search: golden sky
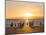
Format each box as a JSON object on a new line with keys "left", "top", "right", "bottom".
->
{"left": 6, "top": 1, "right": 44, "bottom": 19}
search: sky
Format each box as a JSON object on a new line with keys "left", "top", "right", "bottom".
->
{"left": 6, "top": 1, "right": 44, "bottom": 19}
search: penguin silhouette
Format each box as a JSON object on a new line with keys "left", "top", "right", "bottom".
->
{"left": 11, "top": 22, "right": 13, "bottom": 27}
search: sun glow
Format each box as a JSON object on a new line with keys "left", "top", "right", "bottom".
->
{"left": 23, "top": 12, "right": 32, "bottom": 18}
